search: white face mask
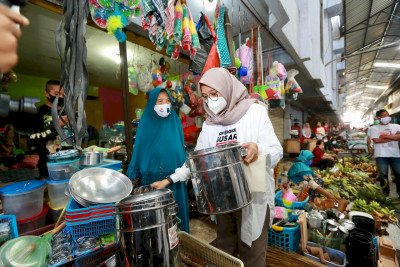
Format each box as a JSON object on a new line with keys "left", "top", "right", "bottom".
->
{"left": 380, "top": 116, "right": 391, "bottom": 125}
{"left": 154, "top": 104, "right": 171, "bottom": 117}
{"left": 207, "top": 97, "right": 227, "bottom": 115}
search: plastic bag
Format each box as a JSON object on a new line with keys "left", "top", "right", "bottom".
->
{"left": 137, "top": 63, "right": 152, "bottom": 93}
{"left": 285, "top": 69, "right": 302, "bottom": 100}
{"left": 236, "top": 44, "right": 253, "bottom": 84}
{"left": 189, "top": 14, "right": 214, "bottom": 74}
{"left": 0, "top": 235, "right": 52, "bottom": 267}
{"left": 128, "top": 66, "right": 139, "bottom": 95}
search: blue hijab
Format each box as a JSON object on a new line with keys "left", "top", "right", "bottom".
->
{"left": 288, "top": 150, "right": 314, "bottom": 184}
{"left": 127, "top": 87, "right": 190, "bottom": 232}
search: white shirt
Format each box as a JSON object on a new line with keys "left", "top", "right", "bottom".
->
{"left": 368, "top": 123, "right": 400, "bottom": 158}
{"left": 315, "top": 127, "right": 325, "bottom": 140}
{"left": 171, "top": 103, "right": 283, "bottom": 246}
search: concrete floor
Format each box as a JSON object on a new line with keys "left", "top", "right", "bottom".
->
{"left": 189, "top": 215, "right": 217, "bottom": 244}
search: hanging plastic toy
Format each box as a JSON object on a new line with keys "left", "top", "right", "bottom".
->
{"left": 128, "top": 66, "right": 139, "bottom": 95}
{"left": 285, "top": 69, "right": 302, "bottom": 100}
{"left": 106, "top": 3, "right": 128, "bottom": 42}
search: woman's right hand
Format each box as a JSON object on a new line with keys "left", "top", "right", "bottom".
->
{"left": 151, "top": 179, "right": 170, "bottom": 189}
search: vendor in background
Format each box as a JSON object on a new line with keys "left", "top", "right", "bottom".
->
{"left": 314, "top": 122, "right": 326, "bottom": 140}
{"left": 323, "top": 122, "right": 330, "bottom": 135}
{"left": 29, "top": 80, "right": 68, "bottom": 177}
{"left": 301, "top": 122, "right": 313, "bottom": 141}
{"left": 312, "top": 140, "right": 336, "bottom": 170}
{"left": 290, "top": 121, "right": 302, "bottom": 139}
{"left": 368, "top": 109, "right": 400, "bottom": 197}
{"left": 152, "top": 68, "right": 283, "bottom": 267}
{"left": 288, "top": 150, "right": 337, "bottom": 201}
{"left": 127, "top": 87, "right": 190, "bottom": 232}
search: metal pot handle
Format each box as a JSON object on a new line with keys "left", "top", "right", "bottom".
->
{"left": 133, "top": 185, "right": 153, "bottom": 195}
{"left": 168, "top": 204, "right": 179, "bottom": 216}
{"left": 239, "top": 146, "right": 248, "bottom": 157}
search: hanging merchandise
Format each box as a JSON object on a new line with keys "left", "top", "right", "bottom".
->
{"left": 201, "top": 13, "right": 220, "bottom": 74}
{"left": 89, "top": 0, "right": 141, "bottom": 42}
{"left": 128, "top": 66, "right": 139, "bottom": 95}
{"left": 253, "top": 27, "right": 267, "bottom": 99}
{"left": 236, "top": 44, "right": 252, "bottom": 83}
{"left": 137, "top": 63, "right": 153, "bottom": 93}
{"left": 223, "top": 5, "right": 236, "bottom": 74}
{"left": 183, "top": 75, "right": 205, "bottom": 117}
{"left": 143, "top": 0, "right": 199, "bottom": 59}
{"left": 54, "top": 0, "right": 90, "bottom": 149}
{"left": 188, "top": 13, "right": 214, "bottom": 74}
{"left": 286, "top": 69, "right": 303, "bottom": 100}
{"left": 215, "top": 3, "right": 232, "bottom": 68}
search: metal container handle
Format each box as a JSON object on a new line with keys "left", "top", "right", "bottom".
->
{"left": 239, "top": 146, "right": 248, "bottom": 157}
{"left": 168, "top": 204, "right": 179, "bottom": 216}
{"left": 133, "top": 185, "right": 153, "bottom": 195}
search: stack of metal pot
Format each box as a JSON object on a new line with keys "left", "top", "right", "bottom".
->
{"left": 187, "top": 143, "right": 252, "bottom": 214}
{"left": 115, "top": 188, "right": 180, "bottom": 266}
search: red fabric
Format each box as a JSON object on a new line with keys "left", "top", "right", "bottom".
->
{"left": 312, "top": 147, "right": 324, "bottom": 166}
{"left": 291, "top": 125, "right": 302, "bottom": 138}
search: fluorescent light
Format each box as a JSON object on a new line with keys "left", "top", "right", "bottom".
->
{"left": 365, "top": 84, "right": 388, "bottom": 90}
{"left": 346, "top": 91, "right": 363, "bottom": 99}
{"left": 362, "top": 96, "right": 376, "bottom": 100}
{"left": 103, "top": 46, "right": 133, "bottom": 64}
{"left": 374, "top": 62, "right": 400, "bottom": 68}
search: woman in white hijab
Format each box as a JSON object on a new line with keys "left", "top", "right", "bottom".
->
{"left": 152, "top": 68, "right": 283, "bottom": 267}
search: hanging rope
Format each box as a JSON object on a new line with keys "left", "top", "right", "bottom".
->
{"left": 54, "top": 0, "right": 89, "bottom": 150}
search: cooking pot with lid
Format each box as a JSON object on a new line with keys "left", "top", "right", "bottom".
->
{"left": 187, "top": 143, "right": 252, "bottom": 214}
{"left": 115, "top": 188, "right": 180, "bottom": 266}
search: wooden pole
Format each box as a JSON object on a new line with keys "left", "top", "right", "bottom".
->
{"left": 119, "top": 41, "right": 133, "bottom": 163}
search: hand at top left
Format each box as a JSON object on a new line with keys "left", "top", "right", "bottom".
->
{"left": 0, "top": 5, "right": 29, "bottom": 73}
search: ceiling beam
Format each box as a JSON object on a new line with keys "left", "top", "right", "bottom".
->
{"left": 29, "top": 0, "right": 190, "bottom": 64}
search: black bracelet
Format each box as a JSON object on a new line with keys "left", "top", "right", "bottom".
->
{"left": 166, "top": 176, "right": 173, "bottom": 185}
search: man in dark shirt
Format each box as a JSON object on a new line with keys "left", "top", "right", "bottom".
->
{"left": 29, "top": 80, "right": 67, "bottom": 177}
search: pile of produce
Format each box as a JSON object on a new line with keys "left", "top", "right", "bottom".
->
{"left": 341, "top": 157, "right": 377, "bottom": 176}
{"left": 316, "top": 167, "right": 374, "bottom": 200}
{"left": 351, "top": 199, "right": 397, "bottom": 224}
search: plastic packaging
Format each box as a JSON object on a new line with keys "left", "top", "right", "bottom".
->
{"left": 0, "top": 235, "right": 51, "bottom": 267}
{"left": 47, "top": 158, "right": 80, "bottom": 180}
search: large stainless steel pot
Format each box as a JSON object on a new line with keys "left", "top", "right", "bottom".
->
{"left": 187, "top": 143, "right": 252, "bottom": 214}
{"left": 115, "top": 189, "right": 180, "bottom": 266}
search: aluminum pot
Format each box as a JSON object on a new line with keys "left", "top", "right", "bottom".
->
{"left": 115, "top": 189, "right": 180, "bottom": 266}
{"left": 81, "top": 151, "right": 104, "bottom": 166}
{"left": 187, "top": 143, "right": 252, "bottom": 214}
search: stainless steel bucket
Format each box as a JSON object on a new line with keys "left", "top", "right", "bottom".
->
{"left": 187, "top": 143, "right": 252, "bottom": 214}
{"left": 115, "top": 189, "right": 180, "bottom": 266}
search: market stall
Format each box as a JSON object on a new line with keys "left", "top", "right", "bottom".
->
{"left": 270, "top": 157, "right": 399, "bottom": 267}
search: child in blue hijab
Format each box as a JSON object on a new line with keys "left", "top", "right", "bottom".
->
{"left": 288, "top": 150, "right": 336, "bottom": 201}
{"left": 127, "top": 87, "right": 190, "bottom": 232}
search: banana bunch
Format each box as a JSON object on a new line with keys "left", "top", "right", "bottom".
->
{"left": 352, "top": 199, "right": 397, "bottom": 223}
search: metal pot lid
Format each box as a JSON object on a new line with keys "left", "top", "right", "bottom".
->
{"left": 48, "top": 149, "right": 79, "bottom": 161}
{"left": 117, "top": 189, "right": 174, "bottom": 210}
{"left": 69, "top": 168, "right": 132, "bottom": 204}
{"left": 188, "top": 142, "right": 241, "bottom": 158}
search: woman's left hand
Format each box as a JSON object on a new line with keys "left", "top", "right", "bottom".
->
{"left": 151, "top": 179, "right": 170, "bottom": 189}
{"left": 242, "top": 142, "right": 258, "bottom": 164}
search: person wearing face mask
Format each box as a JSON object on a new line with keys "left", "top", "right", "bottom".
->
{"left": 287, "top": 150, "right": 337, "bottom": 201}
{"left": 368, "top": 109, "right": 400, "bottom": 196}
{"left": 126, "top": 87, "right": 190, "bottom": 232}
{"left": 28, "top": 80, "right": 69, "bottom": 177}
{"left": 151, "top": 68, "right": 283, "bottom": 267}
